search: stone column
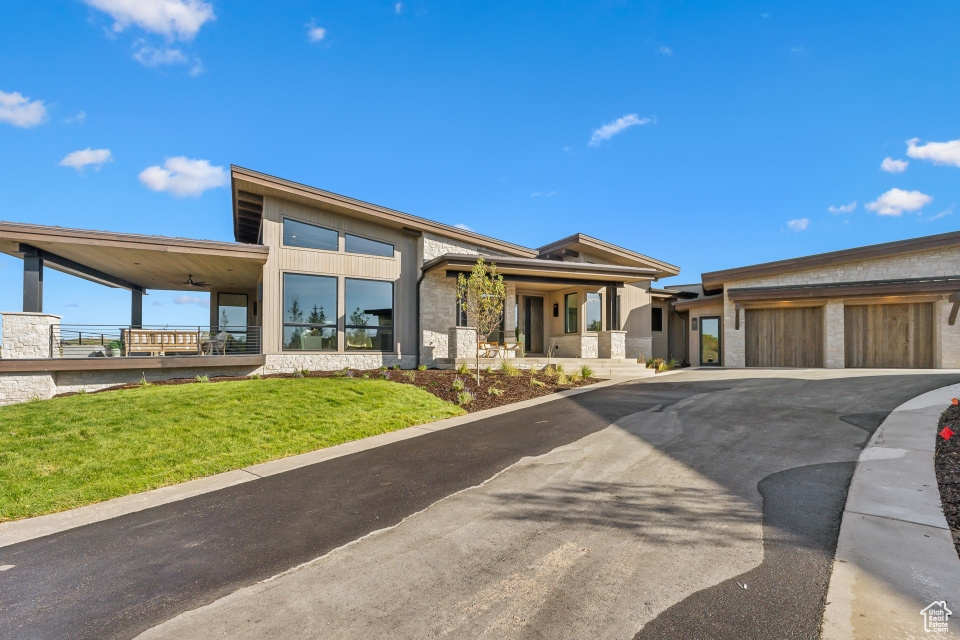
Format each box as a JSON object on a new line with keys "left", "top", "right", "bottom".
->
{"left": 0, "top": 312, "right": 61, "bottom": 359}
{"left": 823, "top": 301, "right": 845, "bottom": 368}
{"left": 723, "top": 295, "right": 745, "bottom": 367}
{"left": 598, "top": 330, "right": 626, "bottom": 359}
{"left": 447, "top": 327, "right": 478, "bottom": 360}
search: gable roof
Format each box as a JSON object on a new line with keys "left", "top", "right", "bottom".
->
{"left": 536, "top": 233, "right": 680, "bottom": 279}
{"left": 702, "top": 229, "right": 960, "bottom": 293}
{"left": 231, "top": 166, "right": 538, "bottom": 258}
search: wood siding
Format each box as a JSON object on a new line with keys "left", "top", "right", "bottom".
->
{"left": 745, "top": 307, "right": 824, "bottom": 367}
{"left": 843, "top": 302, "right": 934, "bottom": 368}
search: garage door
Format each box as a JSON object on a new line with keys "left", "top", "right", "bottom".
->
{"left": 844, "top": 303, "right": 934, "bottom": 368}
{"left": 745, "top": 307, "right": 824, "bottom": 367}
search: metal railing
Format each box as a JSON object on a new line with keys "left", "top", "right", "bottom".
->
{"left": 51, "top": 325, "right": 262, "bottom": 359}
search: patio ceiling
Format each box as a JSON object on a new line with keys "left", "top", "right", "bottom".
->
{"left": 0, "top": 222, "right": 268, "bottom": 292}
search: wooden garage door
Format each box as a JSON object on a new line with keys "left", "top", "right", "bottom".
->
{"left": 844, "top": 303, "right": 934, "bottom": 368}
{"left": 745, "top": 307, "right": 824, "bottom": 367}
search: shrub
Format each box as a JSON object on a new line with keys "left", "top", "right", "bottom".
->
{"left": 651, "top": 358, "right": 665, "bottom": 373}
{"left": 452, "top": 377, "right": 466, "bottom": 392}
{"left": 392, "top": 364, "right": 402, "bottom": 371}
{"left": 138, "top": 373, "right": 150, "bottom": 388}
{"left": 483, "top": 365, "right": 493, "bottom": 374}
{"left": 250, "top": 373, "right": 262, "bottom": 380}
{"left": 195, "top": 375, "right": 210, "bottom": 383}
{"left": 500, "top": 361, "right": 520, "bottom": 377}
{"left": 456, "top": 391, "right": 474, "bottom": 406}
{"left": 378, "top": 365, "right": 388, "bottom": 373}
{"left": 487, "top": 386, "right": 504, "bottom": 397}
{"left": 403, "top": 370, "right": 416, "bottom": 381}
{"left": 293, "top": 369, "right": 305, "bottom": 379}
{"left": 569, "top": 372, "right": 581, "bottom": 383}
{"left": 556, "top": 370, "right": 569, "bottom": 386}
{"left": 530, "top": 374, "right": 545, "bottom": 387}
{"left": 456, "top": 362, "right": 470, "bottom": 375}
{"left": 379, "top": 370, "right": 391, "bottom": 380}
{"left": 361, "top": 373, "right": 370, "bottom": 379}
{"left": 579, "top": 365, "right": 594, "bottom": 379}
{"left": 417, "top": 364, "right": 427, "bottom": 371}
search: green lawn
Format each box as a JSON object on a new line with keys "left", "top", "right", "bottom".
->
{"left": 0, "top": 378, "right": 463, "bottom": 522}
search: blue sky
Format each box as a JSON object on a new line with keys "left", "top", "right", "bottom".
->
{"left": 2, "top": 0, "right": 959, "bottom": 326}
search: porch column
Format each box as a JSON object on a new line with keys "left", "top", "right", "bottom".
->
{"left": 22, "top": 247, "right": 43, "bottom": 313}
{"left": 605, "top": 285, "right": 619, "bottom": 330}
{"left": 131, "top": 290, "right": 144, "bottom": 329}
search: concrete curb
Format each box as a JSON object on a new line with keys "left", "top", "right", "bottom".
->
{"left": 0, "top": 374, "right": 652, "bottom": 549}
{"left": 822, "top": 383, "right": 960, "bottom": 640}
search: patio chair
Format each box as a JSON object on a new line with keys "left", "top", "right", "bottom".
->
{"left": 202, "top": 331, "right": 228, "bottom": 355}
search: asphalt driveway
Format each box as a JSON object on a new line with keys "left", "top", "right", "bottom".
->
{"left": 1, "top": 369, "right": 957, "bottom": 639}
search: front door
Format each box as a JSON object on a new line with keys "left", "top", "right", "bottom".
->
{"left": 699, "top": 316, "right": 721, "bottom": 366}
{"left": 523, "top": 296, "right": 544, "bottom": 354}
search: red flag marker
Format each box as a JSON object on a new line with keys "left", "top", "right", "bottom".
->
{"left": 940, "top": 426, "right": 955, "bottom": 440}
{"left": 952, "top": 398, "right": 959, "bottom": 405}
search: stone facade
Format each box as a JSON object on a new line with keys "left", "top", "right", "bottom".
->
{"left": 552, "top": 334, "right": 599, "bottom": 358}
{"left": 1, "top": 312, "right": 60, "bottom": 359}
{"left": 823, "top": 301, "right": 844, "bottom": 368}
{"left": 259, "top": 353, "right": 414, "bottom": 375}
{"left": 598, "top": 331, "right": 626, "bottom": 359}
{"left": 420, "top": 270, "right": 457, "bottom": 366}
{"left": 422, "top": 232, "right": 505, "bottom": 262}
{"left": 0, "top": 372, "right": 57, "bottom": 405}
{"left": 447, "top": 327, "right": 478, "bottom": 359}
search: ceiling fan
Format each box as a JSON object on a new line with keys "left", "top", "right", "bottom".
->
{"left": 171, "top": 274, "right": 210, "bottom": 288}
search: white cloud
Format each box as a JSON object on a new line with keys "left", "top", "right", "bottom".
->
{"left": 65, "top": 110, "right": 87, "bottom": 124}
{"left": 929, "top": 206, "right": 954, "bottom": 221}
{"left": 133, "top": 44, "right": 188, "bottom": 67}
{"left": 395, "top": 2, "right": 403, "bottom": 14}
{"left": 306, "top": 22, "right": 326, "bottom": 42}
{"left": 828, "top": 201, "right": 856, "bottom": 214}
{"left": 83, "top": 0, "right": 215, "bottom": 40}
{"left": 0, "top": 90, "right": 47, "bottom": 128}
{"left": 787, "top": 218, "right": 810, "bottom": 231}
{"left": 453, "top": 223, "right": 473, "bottom": 231}
{"left": 173, "top": 295, "right": 208, "bottom": 306}
{"left": 59, "top": 148, "right": 113, "bottom": 171}
{"left": 139, "top": 157, "right": 227, "bottom": 197}
{"left": 656, "top": 45, "right": 673, "bottom": 56}
{"left": 588, "top": 113, "right": 652, "bottom": 147}
{"left": 880, "top": 157, "right": 908, "bottom": 173}
{"left": 906, "top": 137, "right": 960, "bottom": 168}
{"left": 865, "top": 188, "right": 932, "bottom": 216}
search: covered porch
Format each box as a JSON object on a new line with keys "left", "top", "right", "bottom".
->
{"left": 422, "top": 253, "right": 658, "bottom": 364}
{"left": 0, "top": 222, "right": 269, "bottom": 362}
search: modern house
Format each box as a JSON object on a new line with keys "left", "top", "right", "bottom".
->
{"left": 2, "top": 164, "right": 959, "bottom": 407}
{"left": 0, "top": 166, "right": 679, "bottom": 405}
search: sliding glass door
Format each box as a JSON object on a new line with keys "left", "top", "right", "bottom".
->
{"left": 699, "top": 316, "right": 721, "bottom": 366}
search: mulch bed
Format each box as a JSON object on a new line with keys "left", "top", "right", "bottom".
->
{"left": 935, "top": 404, "right": 960, "bottom": 558}
{"left": 53, "top": 366, "right": 598, "bottom": 413}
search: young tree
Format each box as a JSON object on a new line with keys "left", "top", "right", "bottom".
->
{"left": 456, "top": 256, "right": 506, "bottom": 382}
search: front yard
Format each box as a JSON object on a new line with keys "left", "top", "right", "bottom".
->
{"left": 0, "top": 377, "right": 462, "bottom": 522}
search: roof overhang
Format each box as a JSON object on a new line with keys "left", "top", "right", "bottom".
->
{"left": 231, "top": 166, "right": 538, "bottom": 258}
{"left": 0, "top": 221, "right": 269, "bottom": 291}
{"left": 701, "top": 230, "right": 960, "bottom": 294}
{"left": 725, "top": 276, "right": 960, "bottom": 303}
{"left": 673, "top": 294, "right": 724, "bottom": 311}
{"left": 423, "top": 253, "right": 657, "bottom": 286}
{"left": 536, "top": 233, "right": 680, "bottom": 279}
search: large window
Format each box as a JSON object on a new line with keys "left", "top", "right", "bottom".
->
{"left": 283, "top": 273, "right": 337, "bottom": 351}
{"left": 585, "top": 292, "right": 602, "bottom": 332}
{"left": 345, "top": 278, "right": 394, "bottom": 351}
{"left": 217, "top": 293, "right": 248, "bottom": 353}
{"left": 283, "top": 218, "right": 338, "bottom": 251}
{"left": 345, "top": 233, "right": 393, "bottom": 258}
{"left": 652, "top": 307, "right": 664, "bottom": 332}
{"left": 564, "top": 292, "right": 579, "bottom": 333}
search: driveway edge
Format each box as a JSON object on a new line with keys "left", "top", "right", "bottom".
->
{"left": 821, "top": 383, "right": 960, "bottom": 640}
{"left": 0, "top": 375, "right": 646, "bottom": 548}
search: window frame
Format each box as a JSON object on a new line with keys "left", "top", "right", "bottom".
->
{"left": 344, "top": 277, "right": 396, "bottom": 352}
{"left": 652, "top": 306, "right": 664, "bottom": 332}
{"left": 564, "top": 292, "right": 579, "bottom": 334}
{"left": 344, "top": 232, "right": 394, "bottom": 258}
{"left": 281, "top": 217, "right": 340, "bottom": 252}
{"left": 585, "top": 292, "right": 603, "bottom": 333}
{"left": 281, "top": 272, "right": 338, "bottom": 352}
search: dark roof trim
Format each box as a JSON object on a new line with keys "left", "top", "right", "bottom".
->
{"left": 231, "top": 166, "right": 537, "bottom": 257}
{"left": 673, "top": 294, "right": 724, "bottom": 311}
{"left": 535, "top": 232, "right": 680, "bottom": 277}
{"left": 423, "top": 253, "right": 657, "bottom": 278}
{"left": 725, "top": 276, "right": 960, "bottom": 302}
{"left": 702, "top": 230, "right": 960, "bottom": 292}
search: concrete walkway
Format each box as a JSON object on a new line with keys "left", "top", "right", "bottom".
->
{"left": 822, "top": 383, "right": 960, "bottom": 640}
